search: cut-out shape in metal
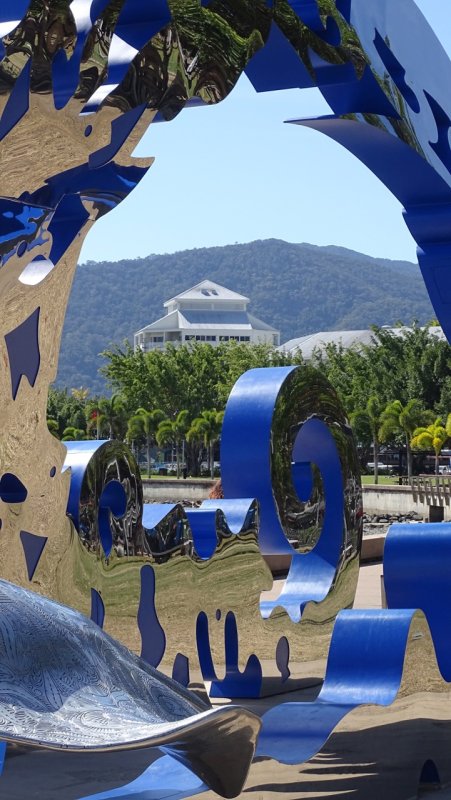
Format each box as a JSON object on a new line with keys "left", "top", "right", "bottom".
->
{"left": 138, "top": 564, "right": 166, "bottom": 668}
{"left": 172, "top": 654, "right": 190, "bottom": 689}
{"left": 19, "top": 530, "right": 47, "bottom": 581}
{"left": 197, "top": 610, "right": 263, "bottom": 699}
{"left": 0, "top": 473, "right": 27, "bottom": 503}
{"left": 5, "top": 307, "right": 40, "bottom": 400}
{"left": 90, "top": 588, "right": 105, "bottom": 629}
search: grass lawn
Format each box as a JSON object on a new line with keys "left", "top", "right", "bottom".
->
{"left": 361, "top": 475, "right": 399, "bottom": 485}
{"left": 139, "top": 472, "right": 215, "bottom": 481}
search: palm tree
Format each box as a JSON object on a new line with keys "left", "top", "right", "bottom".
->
{"left": 351, "top": 395, "right": 384, "bottom": 484}
{"left": 127, "top": 408, "right": 165, "bottom": 476}
{"left": 47, "top": 418, "right": 59, "bottom": 438}
{"left": 88, "top": 395, "right": 126, "bottom": 440}
{"left": 379, "top": 399, "right": 431, "bottom": 482}
{"left": 71, "top": 387, "right": 90, "bottom": 403}
{"left": 187, "top": 410, "right": 224, "bottom": 479}
{"left": 411, "top": 416, "right": 451, "bottom": 474}
{"left": 157, "top": 410, "right": 190, "bottom": 479}
{"left": 62, "top": 426, "right": 87, "bottom": 441}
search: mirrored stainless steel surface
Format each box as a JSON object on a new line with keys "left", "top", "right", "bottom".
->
{"left": 0, "top": 2, "right": 451, "bottom": 798}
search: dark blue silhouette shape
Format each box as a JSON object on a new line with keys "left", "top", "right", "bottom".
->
{"left": 197, "top": 611, "right": 262, "bottom": 698}
{"left": 5, "top": 308, "right": 40, "bottom": 400}
{"left": 184, "top": 508, "right": 218, "bottom": 560}
{"left": 425, "top": 91, "right": 451, "bottom": 171}
{"left": 373, "top": 30, "right": 421, "bottom": 112}
{"left": 90, "top": 589, "right": 105, "bottom": 630}
{"left": 419, "top": 759, "right": 441, "bottom": 789}
{"left": 138, "top": 565, "right": 166, "bottom": 668}
{"left": 45, "top": 195, "right": 90, "bottom": 266}
{"left": 0, "top": 473, "right": 27, "bottom": 504}
{"left": 0, "top": 60, "right": 31, "bottom": 141}
{"left": 19, "top": 531, "right": 47, "bottom": 581}
{"left": 98, "top": 480, "right": 127, "bottom": 559}
{"left": 276, "top": 637, "right": 290, "bottom": 683}
{"left": 245, "top": 23, "right": 314, "bottom": 92}
{"left": 172, "top": 653, "right": 190, "bottom": 688}
{"left": 293, "top": 2, "right": 341, "bottom": 45}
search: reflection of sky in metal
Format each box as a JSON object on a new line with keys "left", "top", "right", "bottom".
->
{"left": 80, "top": 4, "right": 451, "bottom": 265}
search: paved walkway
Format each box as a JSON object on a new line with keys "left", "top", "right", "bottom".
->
{"left": 354, "top": 561, "right": 385, "bottom": 608}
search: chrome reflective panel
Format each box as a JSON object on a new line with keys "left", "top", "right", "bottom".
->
{"left": 64, "top": 439, "right": 143, "bottom": 557}
{"left": 32, "top": 365, "right": 361, "bottom": 700}
{"left": 1, "top": 1, "right": 451, "bottom": 798}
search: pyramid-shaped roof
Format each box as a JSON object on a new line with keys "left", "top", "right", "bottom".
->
{"left": 164, "top": 280, "right": 249, "bottom": 307}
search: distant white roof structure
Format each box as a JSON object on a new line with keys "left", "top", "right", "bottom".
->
{"left": 164, "top": 280, "right": 249, "bottom": 307}
{"left": 279, "top": 326, "right": 445, "bottom": 359}
{"left": 134, "top": 280, "right": 280, "bottom": 352}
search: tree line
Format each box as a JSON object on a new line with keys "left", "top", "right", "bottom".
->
{"left": 47, "top": 327, "right": 451, "bottom": 480}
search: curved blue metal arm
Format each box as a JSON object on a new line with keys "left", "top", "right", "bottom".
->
{"left": 260, "top": 418, "right": 344, "bottom": 622}
{"left": 384, "top": 522, "right": 451, "bottom": 681}
{"left": 257, "top": 608, "right": 420, "bottom": 765}
{"left": 65, "top": 441, "right": 109, "bottom": 533}
{"left": 200, "top": 499, "right": 258, "bottom": 535}
{"left": 221, "top": 367, "right": 297, "bottom": 556}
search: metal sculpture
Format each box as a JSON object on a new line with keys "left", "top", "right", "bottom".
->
{"left": 0, "top": 1, "right": 451, "bottom": 799}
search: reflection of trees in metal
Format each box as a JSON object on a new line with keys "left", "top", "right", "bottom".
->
{"left": 2, "top": 1, "right": 76, "bottom": 94}
{"left": 107, "top": 0, "right": 271, "bottom": 119}
{"left": 275, "top": 0, "right": 367, "bottom": 80}
{"left": 65, "top": 440, "right": 143, "bottom": 559}
{"left": 0, "top": 0, "right": 447, "bottom": 202}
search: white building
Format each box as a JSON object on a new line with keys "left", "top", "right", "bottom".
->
{"left": 134, "top": 280, "right": 280, "bottom": 352}
{"left": 279, "top": 325, "right": 445, "bottom": 359}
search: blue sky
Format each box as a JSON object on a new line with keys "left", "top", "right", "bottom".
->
{"left": 80, "top": 0, "right": 449, "bottom": 265}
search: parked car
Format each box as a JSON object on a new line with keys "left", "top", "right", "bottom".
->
{"left": 366, "top": 462, "right": 394, "bottom": 474}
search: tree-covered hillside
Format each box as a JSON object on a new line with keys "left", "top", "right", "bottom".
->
{"left": 57, "top": 239, "right": 434, "bottom": 394}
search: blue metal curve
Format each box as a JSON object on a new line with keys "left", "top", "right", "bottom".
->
{"left": 260, "top": 417, "right": 344, "bottom": 622}
{"left": 200, "top": 498, "right": 258, "bottom": 535}
{"left": 258, "top": 519, "right": 451, "bottom": 766}
{"left": 184, "top": 508, "right": 219, "bottom": 561}
{"left": 257, "top": 608, "right": 420, "bottom": 764}
{"left": 384, "top": 522, "right": 451, "bottom": 681}
{"left": 64, "top": 440, "right": 109, "bottom": 533}
{"left": 221, "top": 367, "right": 296, "bottom": 556}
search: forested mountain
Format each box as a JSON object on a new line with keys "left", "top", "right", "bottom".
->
{"left": 57, "top": 238, "right": 434, "bottom": 394}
